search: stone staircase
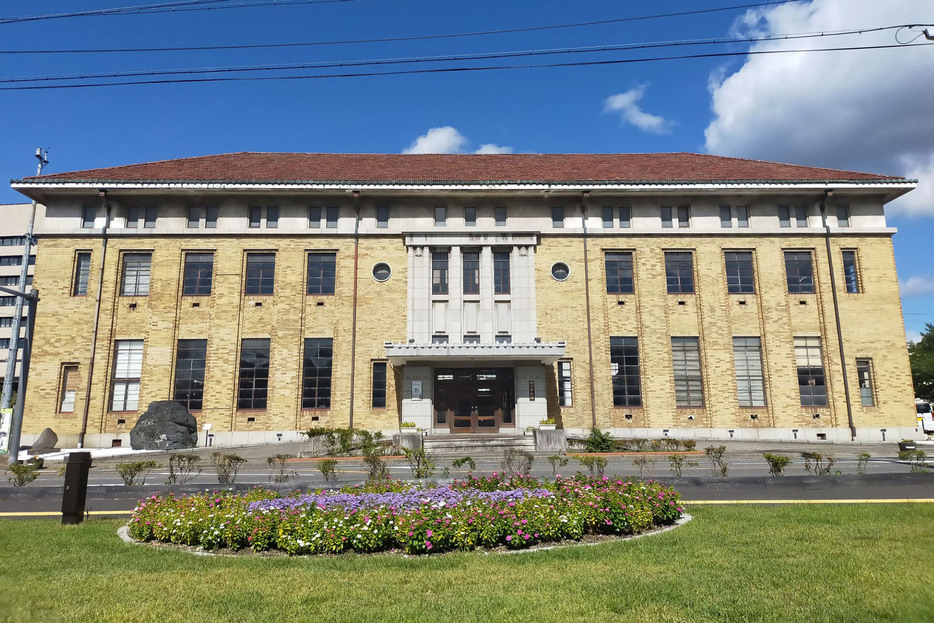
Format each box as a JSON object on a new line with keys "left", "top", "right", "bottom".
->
{"left": 423, "top": 434, "right": 535, "bottom": 457}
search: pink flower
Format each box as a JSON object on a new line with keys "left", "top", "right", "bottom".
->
{"left": 506, "top": 535, "right": 512, "bottom": 541}
{"left": 426, "top": 530, "right": 433, "bottom": 537}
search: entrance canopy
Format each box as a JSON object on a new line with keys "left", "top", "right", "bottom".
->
{"left": 384, "top": 341, "right": 566, "bottom": 366}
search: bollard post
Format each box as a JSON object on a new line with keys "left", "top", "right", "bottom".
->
{"left": 61, "top": 451, "right": 92, "bottom": 525}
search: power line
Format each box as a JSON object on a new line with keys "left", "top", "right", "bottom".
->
{"left": 0, "top": 0, "right": 367, "bottom": 25}
{"left": 1, "top": 41, "right": 929, "bottom": 91}
{"left": 0, "top": 2, "right": 798, "bottom": 54}
{"left": 1, "top": 26, "right": 917, "bottom": 85}
{"left": 0, "top": 0, "right": 795, "bottom": 28}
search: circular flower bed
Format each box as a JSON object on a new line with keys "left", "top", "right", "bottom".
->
{"left": 128, "top": 473, "right": 684, "bottom": 555}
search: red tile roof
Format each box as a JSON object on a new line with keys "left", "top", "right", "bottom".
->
{"left": 19, "top": 152, "right": 904, "bottom": 185}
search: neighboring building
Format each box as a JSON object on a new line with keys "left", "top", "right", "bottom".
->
{"left": 10, "top": 153, "right": 919, "bottom": 447}
{"left": 0, "top": 203, "right": 38, "bottom": 396}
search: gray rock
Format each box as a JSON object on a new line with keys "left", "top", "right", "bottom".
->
{"left": 29, "top": 427, "right": 58, "bottom": 455}
{"left": 129, "top": 401, "right": 198, "bottom": 450}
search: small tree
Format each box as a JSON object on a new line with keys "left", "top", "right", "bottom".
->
{"left": 165, "top": 453, "right": 201, "bottom": 485}
{"left": 547, "top": 454, "right": 569, "bottom": 476}
{"left": 909, "top": 323, "right": 934, "bottom": 401}
{"left": 576, "top": 455, "right": 607, "bottom": 478}
{"left": 403, "top": 446, "right": 436, "bottom": 479}
{"left": 501, "top": 448, "right": 534, "bottom": 476}
{"left": 7, "top": 463, "right": 39, "bottom": 487}
{"left": 267, "top": 454, "right": 297, "bottom": 484}
{"left": 212, "top": 452, "right": 246, "bottom": 484}
{"left": 763, "top": 453, "right": 791, "bottom": 477}
{"left": 116, "top": 460, "right": 159, "bottom": 486}
{"left": 317, "top": 458, "right": 338, "bottom": 482}
{"left": 704, "top": 446, "right": 728, "bottom": 477}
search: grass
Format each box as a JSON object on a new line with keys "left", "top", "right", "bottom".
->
{"left": 1, "top": 504, "right": 932, "bottom": 622}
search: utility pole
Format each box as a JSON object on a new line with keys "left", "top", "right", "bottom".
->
{"left": 1, "top": 148, "right": 47, "bottom": 464}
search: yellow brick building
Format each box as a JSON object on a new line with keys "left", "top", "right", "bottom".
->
{"left": 11, "top": 153, "right": 919, "bottom": 447}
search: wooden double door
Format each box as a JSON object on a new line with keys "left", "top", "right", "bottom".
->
{"left": 434, "top": 368, "right": 515, "bottom": 433}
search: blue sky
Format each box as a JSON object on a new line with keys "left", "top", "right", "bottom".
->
{"left": 1, "top": 0, "right": 932, "bottom": 339}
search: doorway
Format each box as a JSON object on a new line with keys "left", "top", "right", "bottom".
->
{"left": 434, "top": 368, "right": 514, "bottom": 432}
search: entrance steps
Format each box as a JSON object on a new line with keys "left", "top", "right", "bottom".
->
{"left": 423, "top": 434, "right": 535, "bottom": 457}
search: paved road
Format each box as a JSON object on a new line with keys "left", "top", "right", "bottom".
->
{"left": 2, "top": 439, "right": 931, "bottom": 517}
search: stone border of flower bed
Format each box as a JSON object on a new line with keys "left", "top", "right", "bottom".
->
{"left": 116, "top": 513, "right": 693, "bottom": 558}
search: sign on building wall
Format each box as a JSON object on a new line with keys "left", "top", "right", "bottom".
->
{"left": 411, "top": 381, "right": 423, "bottom": 401}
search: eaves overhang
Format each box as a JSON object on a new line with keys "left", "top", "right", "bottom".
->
{"left": 384, "top": 341, "right": 567, "bottom": 366}
{"left": 12, "top": 178, "right": 917, "bottom": 206}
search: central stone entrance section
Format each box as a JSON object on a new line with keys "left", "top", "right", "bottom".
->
{"left": 434, "top": 368, "right": 515, "bottom": 432}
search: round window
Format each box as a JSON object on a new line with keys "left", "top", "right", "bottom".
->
{"left": 551, "top": 262, "right": 570, "bottom": 281}
{"left": 372, "top": 262, "right": 392, "bottom": 282}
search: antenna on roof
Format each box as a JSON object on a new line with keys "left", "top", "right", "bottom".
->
{"left": 35, "top": 148, "right": 49, "bottom": 172}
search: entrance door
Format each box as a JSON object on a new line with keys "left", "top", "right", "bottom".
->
{"left": 435, "top": 368, "right": 514, "bottom": 433}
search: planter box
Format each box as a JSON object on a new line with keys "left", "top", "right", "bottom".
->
{"left": 538, "top": 424, "right": 557, "bottom": 431}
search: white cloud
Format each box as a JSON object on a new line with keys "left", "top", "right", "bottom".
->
{"left": 403, "top": 126, "right": 468, "bottom": 154}
{"left": 402, "top": 126, "right": 513, "bottom": 155}
{"left": 704, "top": 0, "right": 934, "bottom": 217}
{"left": 475, "top": 143, "right": 514, "bottom": 155}
{"left": 907, "top": 329, "right": 922, "bottom": 343}
{"left": 900, "top": 276, "right": 934, "bottom": 297}
{"left": 603, "top": 85, "right": 674, "bottom": 134}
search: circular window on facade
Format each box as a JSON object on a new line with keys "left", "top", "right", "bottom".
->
{"left": 551, "top": 262, "right": 570, "bottom": 281}
{"left": 372, "top": 262, "right": 392, "bottom": 282}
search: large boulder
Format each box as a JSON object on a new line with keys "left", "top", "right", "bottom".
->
{"left": 129, "top": 401, "right": 198, "bottom": 451}
{"left": 28, "top": 428, "right": 58, "bottom": 455}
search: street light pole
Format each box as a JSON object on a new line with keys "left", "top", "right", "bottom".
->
{"left": 1, "top": 149, "right": 47, "bottom": 463}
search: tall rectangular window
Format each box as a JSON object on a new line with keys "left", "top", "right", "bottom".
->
{"left": 245, "top": 252, "right": 275, "bottom": 295}
{"left": 660, "top": 206, "right": 673, "bottom": 228}
{"left": 308, "top": 207, "right": 321, "bottom": 228}
{"left": 619, "top": 206, "right": 631, "bottom": 228}
{"left": 794, "top": 205, "right": 808, "bottom": 227}
{"left": 677, "top": 206, "right": 690, "bottom": 228}
{"left": 144, "top": 207, "right": 157, "bottom": 228}
{"left": 187, "top": 207, "right": 202, "bottom": 228}
{"left": 610, "top": 336, "right": 641, "bottom": 407}
{"left": 733, "top": 337, "right": 766, "bottom": 407}
{"left": 376, "top": 206, "right": 389, "bottom": 228}
{"left": 302, "top": 338, "right": 333, "bottom": 409}
{"left": 795, "top": 336, "right": 826, "bottom": 407}
{"left": 326, "top": 207, "right": 339, "bottom": 228}
{"left": 493, "top": 252, "right": 510, "bottom": 295}
{"left": 778, "top": 206, "right": 791, "bottom": 228}
{"left": 463, "top": 251, "right": 480, "bottom": 295}
{"left": 665, "top": 251, "right": 694, "bottom": 294}
{"left": 59, "top": 364, "right": 79, "bottom": 413}
{"left": 121, "top": 253, "right": 152, "bottom": 296}
{"left": 111, "top": 340, "right": 143, "bottom": 411}
{"left": 494, "top": 207, "right": 507, "bottom": 227}
{"left": 126, "top": 206, "right": 140, "bottom": 229}
{"left": 306, "top": 252, "right": 336, "bottom": 295}
{"left": 856, "top": 358, "right": 874, "bottom": 407}
{"left": 551, "top": 206, "right": 564, "bottom": 228}
{"left": 784, "top": 251, "right": 814, "bottom": 293}
{"left": 837, "top": 205, "right": 850, "bottom": 227}
{"left": 82, "top": 206, "right": 96, "bottom": 228}
{"left": 183, "top": 252, "right": 214, "bottom": 296}
{"left": 736, "top": 206, "right": 749, "bottom": 228}
{"left": 464, "top": 207, "right": 476, "bottom": 227}
{"left": 842, "top": 250, "right": 860, "bottom": 293}
{"left": 72, "top": 252, "right": 91, "bottom": 296}
{"left": 720, "top": 206, "right": 732, "bottom": 228}
{"left": 174, "top": 339, "right": 207, "bottom": 411}
{"left": 249, "top": 206, "right": 262, "bottom": 228}
{"left": 372, "top": 361, "right": 387, "bottom": 409}
{"left": 602, "top": 207, "right": 614, "bottom": 228}
{"left": 434, "top": 207, "right": 446, "bottom": 226}
{"left": 672, "top": 337, "right": 704, "bottom": 407}
{"left": 558, "top": 360, "right": 572, "bottom": 407}
{"left": 724, "top": 251, "right": 755, "bottom": 294}
{"left": 266, "top": 206, "right": 279, "bottom": 229}
{"left": 432, "top": 251, "right": 448, "bottom": 295}
{"left": 205, "top": 206, "right": 218, "bottom": 228}
{"left": 238, "top": 338, "right": 270, "bottom": 410}
{"left": 605, "top": 251, "right": 634, "bottom": 294}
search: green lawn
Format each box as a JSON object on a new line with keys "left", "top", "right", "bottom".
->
{"left": 1, "top": 504, "right": 932, "bottom": 623}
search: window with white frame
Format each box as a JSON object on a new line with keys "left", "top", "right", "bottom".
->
{"left": 672, "top": 337, "right": 704, "bottom": 407}
{"left": 111, "top": 340, "right": 143, "bottom": 411}
{"left": 795, "top": 336, "right": 827, "bottom": 407}
{"left": 120, "top": 253, "right": 151, "bottom": 296}
{"left": 557, "top": 360, "right": 572, "bottom": 407}
{"left": 733, "top": 337, "right": 766, "bottom": 407}
{"left": 59, "top": 364, "right": 79, "bottom": 413}
{"left": 856, "top": 358, "right": 874, "bottom": 407}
